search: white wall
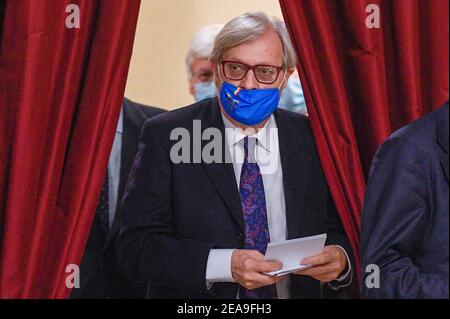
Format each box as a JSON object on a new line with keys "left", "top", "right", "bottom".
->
{"left": 124, "top": 0, "right": 283, "bottom": 110}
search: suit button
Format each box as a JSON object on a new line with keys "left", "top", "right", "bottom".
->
{"left": 236, "top": 233, "right": 244, "bottom": 241}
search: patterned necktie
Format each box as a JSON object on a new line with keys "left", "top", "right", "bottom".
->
{"left": 239, "top": 136, "right": 277, "bottom": 299}
{"left": 96, "top": 171, "right": 110, "bottom": 237}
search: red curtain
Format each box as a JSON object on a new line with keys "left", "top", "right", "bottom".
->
{"left": 0, "top": 0, "right": 141, "bottom": 298}
{"left": 280, "top": 0, "right": 449, "bottom": 280}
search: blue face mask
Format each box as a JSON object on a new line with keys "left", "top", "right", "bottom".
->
{"left": 278, "top": 76, "right": 307, "bottom": 115}
{"left": 194, "top": 81, "right": 217, "bottom": 102}
{"left": 219, "top": 73, "right": 286, "bottom": 126}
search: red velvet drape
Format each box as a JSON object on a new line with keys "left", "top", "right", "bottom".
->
{"left": 0, "top": 0, "right": 141, "bottom": 298}
{"left": 280, "top": 0, "right": 449, "bottom": 280}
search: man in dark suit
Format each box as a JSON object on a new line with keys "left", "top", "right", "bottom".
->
{"left": 360, "top": 101, "right": 449, "bottom": 299}
{"left": 71, "top": 98, "right": 165, "bottom": 298}
{"left": 117, "top": 12, "right": 354, "bottom": 299}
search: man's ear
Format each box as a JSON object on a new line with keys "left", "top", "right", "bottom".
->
{"left": 280, "top": 67, "right": 295, "bottom": 90}
{"left": 212, "top": 62, "right": 222, "bottom": 89}
{"left": 211, "top": 62, "right": 218, "bottom": 77}
{"left": 189, "top": 78, "right": 195, "bottom": 96}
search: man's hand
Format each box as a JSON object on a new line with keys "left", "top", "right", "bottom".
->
{"left": 231, "top": 250, "right": 285, "bottom": 290}
{"left": 294, "top": 245, "right": 347, "bottom": 282}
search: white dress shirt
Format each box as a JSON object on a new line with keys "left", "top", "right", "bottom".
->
{"left": 107, "top": 107, "right": 123, "bottom": 226}
{"left": 205, "top": 112, "right": 352, "bottom": 298}
{"left": 206, "top": 113, "right": 291, "bottom": 298}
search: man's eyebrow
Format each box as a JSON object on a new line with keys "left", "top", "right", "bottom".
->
{"left": 223, "top": 57, "right": 280, "bottom": 66}
{"left": 197, "top": 70, "right": 213, "bottom": 75}
{"left": 222, "top": 57, "right": 245, "bottom": 63}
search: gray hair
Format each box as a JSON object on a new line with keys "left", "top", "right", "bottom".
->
{"left": 186, "top": 24, "right": 224, "bottom": 78}
{"left": 210, "top": 12, "right": 297, "bottom": 69}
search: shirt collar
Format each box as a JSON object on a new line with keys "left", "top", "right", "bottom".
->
{"left": 221, "top": 111, "right": 276, "bottom": 153}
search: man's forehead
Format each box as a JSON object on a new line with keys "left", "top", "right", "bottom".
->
{"left": 191, "top": 58, "right": 212, "bottom": 70}
{"left": 221, "top": 56, "right": 280, "bottom": 66}
{"left": 220, "top": 30, "right": 283, "bottom": 66}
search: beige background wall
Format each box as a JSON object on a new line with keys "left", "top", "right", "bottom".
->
{"left": 124, "top": 0, "right": 283, "bottom": 110}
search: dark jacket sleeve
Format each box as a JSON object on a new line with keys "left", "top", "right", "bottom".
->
{"left": 324, "top": 192, "right": 356, "bottom": 296}
{"left": 326, "top": 194, "right": 355, "bottom": 264}
{"left": 360, "top": 137, "right": 448, "bottom": 298}
{"left": 116, "top": 118, "right": 212, "bottom": 294}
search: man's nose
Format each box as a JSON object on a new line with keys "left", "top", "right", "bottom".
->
{"left": 239, "top": 69, "right": 259, "bottom": 89}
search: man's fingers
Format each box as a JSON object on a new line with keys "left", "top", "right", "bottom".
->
{"left": 301, "top": 245, "right": 343, "bottom": 265}
{"left": 233, "top": 250, "right": 287, "bottom": 289}
{"left": 301, "top": 252, "right": 333, "bottom": 266}
{"left": 254, "top": 260, "right": 283, "bottom": 273}
{"left": 296, "top": 264, "right": 335, "bottom": 276}
{"left": 294, "top": 261, "right": 343, "bottom": 282}
{"left": 242, "top": 272, "right": 281, "bottom": 289}
{"left": 246, "top": 250, "right": 265, "bottom": 261}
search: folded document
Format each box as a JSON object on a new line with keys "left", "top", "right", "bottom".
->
{"left": 264, "top": 234, "right": 327, "bottom": 276}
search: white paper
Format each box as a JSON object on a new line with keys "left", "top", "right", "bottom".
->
{"left": 264, "top": 233, "right": 327, "bottom": 276}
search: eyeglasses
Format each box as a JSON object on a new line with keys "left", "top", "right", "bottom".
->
{"left": 221, "top": 60, "right": 283, "bottom": 84}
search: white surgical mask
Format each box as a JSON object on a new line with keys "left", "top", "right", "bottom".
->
{"left": 194, "top": 81, "right": 217, "bottom": 102}
{"left": 278, "top": 76, "right": 307, "bottom": 115}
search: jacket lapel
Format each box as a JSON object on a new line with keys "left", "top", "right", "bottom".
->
{"left": 200, "top": 99, "right": 244, "bottom": 230}
{"left": 437, "top": 102, "right": 449, "bottom": 183}
{"left": 275, "top": 110, "right": 311, "bottom": 239}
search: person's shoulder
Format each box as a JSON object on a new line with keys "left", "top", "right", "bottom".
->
{"left": 376, "top": 105, "right": 446, "bottom": 163}
{"left": 276, "top": 108, "right": 310, "bottom": 126}
{"left": 275, "top": 108, "right": 312, "bottom": 139}
{"left": 123, "top": 97, "right": 165, "bottom": 118}
{"left": 388, "top": 105, "right": 444, "bottom": 146}
{"left": 140, "top": 105, "right": 166, "bottom": 118}
{"left": 142, "top": 99, "right": 210, "bottom": 133}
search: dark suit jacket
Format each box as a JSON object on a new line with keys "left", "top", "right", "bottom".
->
{"left": 72, "top": 98, "right": 165, "bottom": 299}
{"left": 116, "top": 97, "right": 355, "bottom": 299}
{"left": 360, "top": 102, "right": 449, "bottom": 299}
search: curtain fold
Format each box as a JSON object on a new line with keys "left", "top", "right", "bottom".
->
{"left": 0, "top": 0, "right": 141, "bottom": 298}
{"left": 280, "top": 0, "right": 449, "bottom": 281}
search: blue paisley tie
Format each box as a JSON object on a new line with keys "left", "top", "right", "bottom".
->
{"left": 239, "top": 136, "right": 277, "bottom": 299}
